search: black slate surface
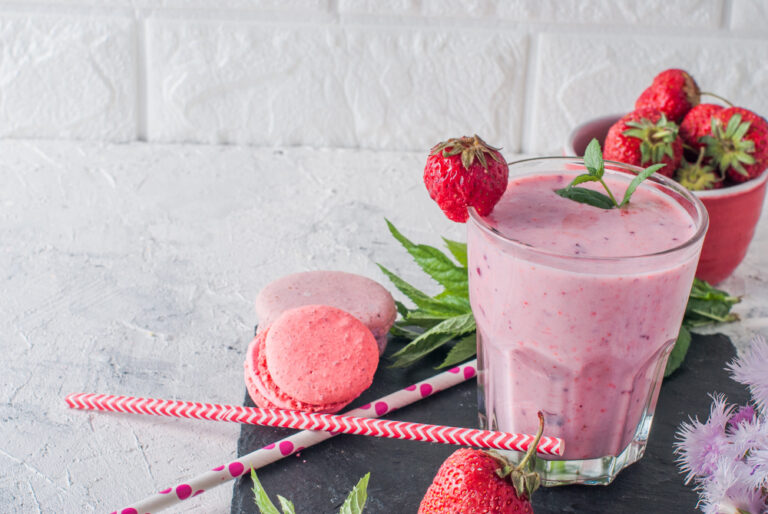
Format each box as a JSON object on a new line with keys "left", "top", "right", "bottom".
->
{"left": 231, "top": 333, "right": 748, "bottom": 513}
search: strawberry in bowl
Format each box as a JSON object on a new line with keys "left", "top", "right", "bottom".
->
{"left": 563, "top": 69, "right": 768, "bottom": 284}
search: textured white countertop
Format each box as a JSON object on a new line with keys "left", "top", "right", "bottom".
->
{"left": 1, "top": 140, "right": 766, "bottom": 512}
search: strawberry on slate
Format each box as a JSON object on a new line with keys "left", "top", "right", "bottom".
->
{"left": 702, "top": 107, "right": 768, "bottom": 183}
{"left": 603, "top": 108, "right": 683, "bottom": 177}
{"left": 679, "top": 103, "right": 724, "bottom": 158}
{"left": 423, "top": 135, "right": 508, "bottom": 223}
{"left": 418, "top": 413, "right": 545, "bottom": 514}
{"left": 635, "top": 68, "right": 701, "bottom": 123}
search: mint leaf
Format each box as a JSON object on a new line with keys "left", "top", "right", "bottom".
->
{"left": 562, "top": 138, "right": 668, "bottom": 209}
{"left": 251, "top": 470, "right": 281, "bottom": 514}
{"left": 619, "top": 163, "right": 666, "bottom": 207}
{"left": 391, "top": 313, "right": 476, "bottom": 367}
{"left": 437, "top": 333, "right": 477, "bottom": 369}
{"left": 389, "top": 323, "right": 422, "bottom": 339}
{"left": 664, "top": 325, "right": 691, "bottom": 377}
{"left": 434, "top": 291, "right": 471, "bottom": 312}
{"left": 394, "top": 300, "right": 409, "bottom": 317}
{"left": 442, "top": 237, "right": 468, "bottom": 267}
{"left": 555, "top": 187, "right": 615, "bottom": 209}
{"left": 583, "top": 138, "right": 604, "bottom": 178}
{"left": 377, "top": 264, "right": 469, "bottom": 317}
{"left": 339, "top": 473, "right": 370, "bottom": 514}
{"left": 277, "top": 496, "right": 296, "bottom": 514}
{"left": 401, "top": 309, "right": 452, "bottom": 329}
{"left": 567, "top": 174, "right": 601, "bottom": 187}
{"left": 684, "top": 278, "right": 740, "bottom": 326}
{"left": 385, "top": 220, "right": 468, "bottom": 295}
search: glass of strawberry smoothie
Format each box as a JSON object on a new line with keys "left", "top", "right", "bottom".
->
{"left": 467, "top": 157, "right": 708, "bottom": 485}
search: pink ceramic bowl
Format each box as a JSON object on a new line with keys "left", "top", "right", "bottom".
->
{"left": 565, "top": 114, "right": 768, "bottom": 284}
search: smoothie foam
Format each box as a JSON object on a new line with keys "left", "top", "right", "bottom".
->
{"left": 468, "top": 172, "right": 701, "bottom": 461}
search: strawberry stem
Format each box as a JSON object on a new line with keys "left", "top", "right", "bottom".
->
{"left": 517, "top": 412, "right": 546, "bottom": 471}
{"left": 700, "top": 91, "right": 734, "bottom": 107}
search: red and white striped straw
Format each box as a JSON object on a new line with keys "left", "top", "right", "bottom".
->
{"left": 65, "top": 392, "right": 564, "bottom": 455}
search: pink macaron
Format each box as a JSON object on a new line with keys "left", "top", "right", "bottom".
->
{"left": 254, "top": 271, "right": 397, "bottom": 354}
{"left": 244, "top": 304, "right": 379, "bottom": 413}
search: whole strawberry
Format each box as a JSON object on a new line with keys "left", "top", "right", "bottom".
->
{"left": 418, "top": 413, "right": 544, "bottom": 514}
{"left": 603, "top": 108, "right": 683, "bottom": 177}
{"left": 423, "top": 135, "right": 508, "bottom": 223}
{"left": 635, "top": 69, "right": 700, "bottom": 122}
{"left": 703, "top": 107, "right": 768, "bottom": 183}
{"left": 679, "top": 103, "right": 724, "bottom": 158}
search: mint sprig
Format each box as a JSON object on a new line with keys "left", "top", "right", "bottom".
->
{"left": 378, "top": 221, "right": 471, "bottom": 368}
{"left": 251, "top": 469, "right": 370, "bottom": 514}
{"left": 381, "top": 221, "right": 738, "bottom": 375}
{"left": 556, "top": 138, "right": 665, "bottom": 209}
{"left": 339, "top": 473, "right": 371, "bottom": 514}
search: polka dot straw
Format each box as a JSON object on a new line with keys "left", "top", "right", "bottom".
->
{"left": 71, "top": 359, "right": 560, "bottom": 513}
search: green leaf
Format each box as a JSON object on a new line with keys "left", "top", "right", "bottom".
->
{"left": 437, "top": 333, "right": 477, "bottom": 369}
{"left": 664, "top": 325, "right": 691, "bottom": 377}
{"left": 277, "top": 496, "right": 296, "bottom": 514}
{"left": 251, "top": 470, "right": 281, "bottom": 514}
{"left": 555, "top": 187, "right": 616, "bottom": 209}
{"left": 385, "top": 220, "right": 468, "bottom": 294}
{"left": 389, "top": 323, "right": 422, "bottom": 339}
{"left": 583, "top": 138, "right": 604, "bottom": 178}
{"left": 394, "top": 300, "right": 409, "bottom": 317}
{"left": 442, "top": 238, "right": 468, "bottom": 267}
{"left": 402, "top": 309, "right": 453, "bottom": 328}
{"left": 339, "top": 473, "right": 370, "bottom": 514}
{"left": 567, "top": 174, "right": 601, "bottom": 187}
{"left": 377, "top": 264, "right": 468, "bottom": 317}
{"left": 391, "top": 313, "right": 476, "bottom": 367}
{"left": 434, "top": 291, "right": 472, "bottom": 312}
{"left": 683, "top": 278, "right": 740, "bottom": 326}
{"left": 619, "top": 163, "right": 666, "bottom": 207}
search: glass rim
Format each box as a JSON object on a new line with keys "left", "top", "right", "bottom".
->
{"left": 467, "top": 156, "right": 709, "bottom": 262}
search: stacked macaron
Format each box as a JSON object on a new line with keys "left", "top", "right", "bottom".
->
{"left": 254, "top": 270, "right": 397, "bottom": 355}
{"left": 244, "top": 305, "right": 379, "bottom": 413}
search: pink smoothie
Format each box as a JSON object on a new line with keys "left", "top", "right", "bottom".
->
{"left": 468, "top": 172, "right": 702, "bottom": 461}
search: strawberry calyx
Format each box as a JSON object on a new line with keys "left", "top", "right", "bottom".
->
{"left": 430, "top": 134, "right": 503, "bottom": 173}
{"left": 675, "top": 148, "right": 721, "bottom": 191}
{"left": 622, "top": 114, "right": 680, "bottom": 165}
{"left": 487, "top": 411, "right": 545, "bottom": 501}
{"left": 702, "top": 113, "right": 757, "bottom": 177}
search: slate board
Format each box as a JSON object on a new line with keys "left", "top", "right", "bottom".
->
{"left": 231, "top": 333, "right": 748, "bottom": 513}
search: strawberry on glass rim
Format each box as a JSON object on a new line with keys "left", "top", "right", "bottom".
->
{"left": 423, "top": 135, "right": 509, "bottom": 223}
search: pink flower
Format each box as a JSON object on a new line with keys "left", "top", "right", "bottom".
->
{"left": 698, "top": 457, "right": 767, "bottom": 514}
{"left": 728, "top": 335, "right": 768, "bottom": 415}
{"left": 675, "top": 394, "right": 734, "bottom": 483}
{"left": 745, "top": 449, "right": 768, "bottom": 491}
{"left": 729, "top": 417, "right": 768, "bottom": 460}
{"left": 728, "top": 405, "right": 757, "bottom": 430}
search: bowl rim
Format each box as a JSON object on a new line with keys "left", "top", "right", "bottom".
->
{"left": 564, "top": 114, "right": 768, "bottom": 199}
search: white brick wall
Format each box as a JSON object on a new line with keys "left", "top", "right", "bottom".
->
{"left": 0, "top": 0, "right": 766, "bottom": 153}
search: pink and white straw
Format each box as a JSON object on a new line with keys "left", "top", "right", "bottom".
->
{"left": 66, "top": 392, "right": 563, "bottom": 455}
{"left": 69, "top": 360, "right": 557, "bottom": 513}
